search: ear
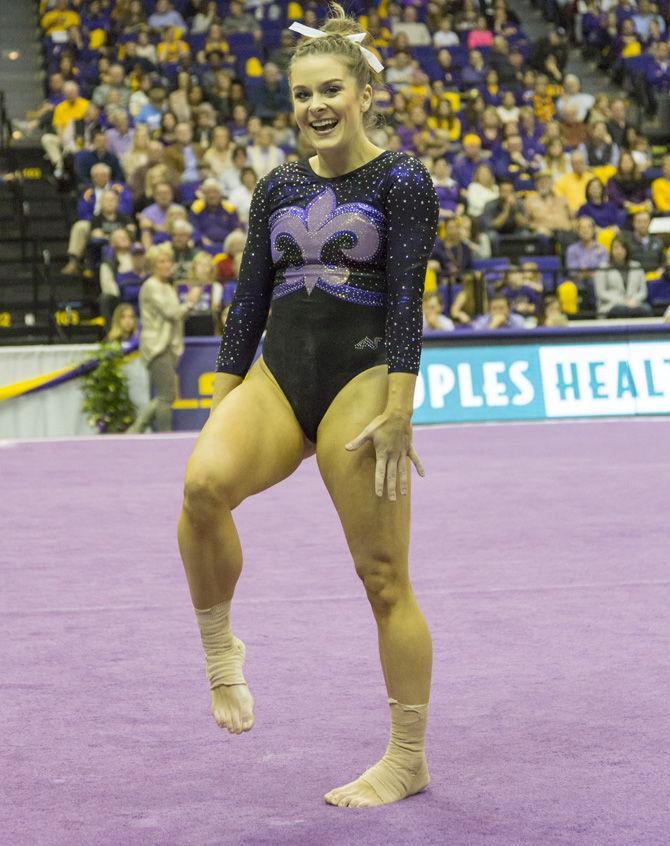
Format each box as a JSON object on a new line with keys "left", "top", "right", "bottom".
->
{"left": 361, "top": 83, "right": 373, "bottom": 113}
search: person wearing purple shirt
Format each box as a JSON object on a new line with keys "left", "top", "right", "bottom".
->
{"left": 461, "top": 50, "right": 487, "bottom": 88}
{"left": 139, "top": 182, "right": 181, "bottom": 250}
{"left": 189, "top": 179, "right": 242, "bottom": 254}
{"left": 105, "top": 111, "right": 134, "bottom": 160}
{"left": 432, "top": 157, "right": 461, "bottom": 216}
{"left": 565, "top": 217, "right": 609, "bottom": 271}
{"left": 472, "top": 294, "right": 526, "bottom": 329}
{"left": 576, "top": 178, "right": 627, "bottom": 229}
{"left": 453, "top": 135, "right": 488, "bottom": 190}
{"left": 147, "top": 0, "right": 186, "bottom": 32}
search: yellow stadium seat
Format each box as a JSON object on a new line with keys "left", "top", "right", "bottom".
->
{"left": 245, "top": 57, "right": 263, "bottom": 78}
{"left": 557, "top": 280, "right": 579, "bottom": 315}
{"left": 622, "top": 41, "right": 641, "bottom": 58}
{"left": 596, "top": 226, "right": 618, "bottom": 251}
{"left": 287, "top": 2, "right": 303, "bottom": 20}
{"left": 424, "top": 267, "right": 438, "bottom": 293}
{"left": 592, "top": 164, "right": 616, "bottom": 185}
{"left": 89, "top": 28, "right": 106, "bottom": 49}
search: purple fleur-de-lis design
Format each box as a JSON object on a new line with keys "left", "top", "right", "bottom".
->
{"left": 270, "top": 186, "right": 382, "bottom": 295}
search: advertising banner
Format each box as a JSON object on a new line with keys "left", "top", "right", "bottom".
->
{"left": 174, "top": 338, "right": 670, "bottom": 430}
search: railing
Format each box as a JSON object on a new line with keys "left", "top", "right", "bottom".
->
{"left": 0, "top": 90, "right": 11, "bottom": 151}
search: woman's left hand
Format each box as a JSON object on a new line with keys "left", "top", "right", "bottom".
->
{"left": 345, "top": 412, "right": 425, "bottom": 501}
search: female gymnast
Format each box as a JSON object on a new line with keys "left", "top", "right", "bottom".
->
{"left": 177, "top": 3, "right": 440, "bottom": 808}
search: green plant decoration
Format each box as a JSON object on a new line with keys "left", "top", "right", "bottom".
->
{"left": 81, "top": 342, "right": 137, "bottom": 433}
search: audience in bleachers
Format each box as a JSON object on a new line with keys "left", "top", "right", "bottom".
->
{"left": 33, "top": 0, "right": 670, "bottom": 349}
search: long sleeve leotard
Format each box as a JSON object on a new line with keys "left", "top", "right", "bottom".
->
{"left": 215, "top": 150, "right": 440, "bottom": 441}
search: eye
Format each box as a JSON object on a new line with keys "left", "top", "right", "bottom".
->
{"left": 326, "top": 86, "right": 341, "bottom": 95}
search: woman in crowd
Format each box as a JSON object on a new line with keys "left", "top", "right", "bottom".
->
{"left": 594, "top": 237, "right": 653, "bottom": 318}
{"left": 106, "top": 302, "right": 138, "bottom": 343}
{"left": 431, "top": 156, "right": 462, "bottom": 218}
{"left": 541, "top": 138, "right": 571, "bottom": 181}
{"left": 577, "top": 178, "right": 625, "bottom": 229}
{"left": 121, "top": 123, "right": 150, "bottom": 182}
{"left": 169, "top": 70, "right": 194, "bottom": 123}
{"left": 427, "top": 98, "right": 461, "bottom": 145}
{"left": 450, "top": 271, "right": 487, "bottom": 324}
{"left": 466, "top": 162, "right": 500, "bottom": 218}
{"left": 158, "top": 111, "right": 179, "bottom": 145}
{"left": 98, "top": 229, "right": 148, "bottom": 325}
{"left": 131, "top": 243, "right": 202, "bottom": 433}
{"left": 607, "top": 151, "right": 652, "bottom": 216}
{"left": 202, "top": 125, "right": 233, "bottom": 180}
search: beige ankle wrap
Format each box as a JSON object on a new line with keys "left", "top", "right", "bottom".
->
{"left": 358, "top": 698, "right": 430, "bottom": 803}
{"left": 194, "top": 600, "right": 247, "bottom": 689}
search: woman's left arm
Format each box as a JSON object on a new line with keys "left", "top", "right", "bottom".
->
{"left": 346, "top": 156, "right": 439, "bottom": 501}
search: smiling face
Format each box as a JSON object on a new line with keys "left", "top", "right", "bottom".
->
{"left": 290, "top": 54, "right": 372, "bottom": 152}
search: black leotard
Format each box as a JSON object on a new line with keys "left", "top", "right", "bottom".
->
{"left": 215, "top": 149, "right": 440, "bottom": 442}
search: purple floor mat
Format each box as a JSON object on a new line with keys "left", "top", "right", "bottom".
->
{"left": 1, "top": 419, "right": 669, "bottom": 846}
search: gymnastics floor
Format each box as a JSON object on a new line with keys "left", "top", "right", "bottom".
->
{"left": 1, "top": 419, "right": 668, "bottom": 846}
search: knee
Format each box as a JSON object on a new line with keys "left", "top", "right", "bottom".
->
{"left": 182, "top": 467, "right": 238, "bottom": 523}
{"left": 355, "top": 555, "right": 409, "bottom": 616}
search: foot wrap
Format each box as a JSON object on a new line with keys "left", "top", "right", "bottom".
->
{"left": 194, "top": 600, "right": 247, "bottom": 689}
{"left": 358, "top": 698, "right": 430, "bottom": 804}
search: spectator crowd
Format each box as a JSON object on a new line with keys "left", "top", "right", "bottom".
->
{"left": 33, "top": 0, "right": 670, "bottom": 347}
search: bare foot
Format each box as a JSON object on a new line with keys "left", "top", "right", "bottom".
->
{"left": 211, "top": 683, "right": 255, "bottom": 734}
{"left": 209, "top": 637, "right": 254, "bottom": 734}
{"left": 324, "top": 757, "right": 429, "bottom": 808}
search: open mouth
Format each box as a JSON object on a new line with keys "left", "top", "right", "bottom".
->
{"left": 310, "top": 119, "right": 339, "bottom": 135}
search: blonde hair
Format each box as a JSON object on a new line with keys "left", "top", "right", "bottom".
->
{"left": 146, "top": 242, "right": 174, "bottom": 271}
{"left": 288, "top": 2, "right": 383, "bottom": 130}
{"left": 189, "top": 250, "right": 215, "bottom": 285}
{"left": 107, "top": 303, "right": 136, "bottom": 342}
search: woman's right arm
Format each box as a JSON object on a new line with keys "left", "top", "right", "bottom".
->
{"left": 212, "top": 174, "right": 274, "bottom": 412}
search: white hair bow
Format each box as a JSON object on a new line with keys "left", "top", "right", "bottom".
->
{"left": 288, "top": 21, "right": 385, "bottom": 73}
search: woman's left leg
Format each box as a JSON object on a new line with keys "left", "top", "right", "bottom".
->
{"left": 315, "top": 365, "right": 433, "bottom": 808}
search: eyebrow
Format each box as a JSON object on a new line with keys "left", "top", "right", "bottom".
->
{"left": 292, "top": 78, "right": 344, "bottom": 92}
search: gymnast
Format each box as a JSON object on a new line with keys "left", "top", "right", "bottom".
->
{"left": 177, "top": 2, "right": 440, "bottom": 808}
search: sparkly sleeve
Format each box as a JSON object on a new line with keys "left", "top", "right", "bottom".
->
{"left": 384, "top": 156, "right": 440, "bottom": 373}
{"left": 215, "top": 175, "right": 274, "bottom": 376}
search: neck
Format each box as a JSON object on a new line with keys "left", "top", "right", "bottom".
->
{"left": 311, "top": 139, "right": 382, "bottom": 178}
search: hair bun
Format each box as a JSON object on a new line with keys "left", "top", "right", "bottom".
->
{"left": 321, "top": 1, "right": 370, "bottom": 42}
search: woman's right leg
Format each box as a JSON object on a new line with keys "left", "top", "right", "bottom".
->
{"left": 178, "top": 357, "right": 310, "bottom": 733}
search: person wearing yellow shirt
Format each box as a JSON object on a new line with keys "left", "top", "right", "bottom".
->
{"left": 42, "top": 80, "right": 90, "bottom": 177}
{"left": 652, "top": 154, "right": 670, "bottom": 214}
{"left": 52, "top": 82, "right": 89, "bottom": 131}
{"left": 41, "top": 0, "right": 80, "bottom": 35}
{"left": 157, "top": 28, "right": 190, "bottom": 64}
{"left": 427, "top": 100, "right": 461, "bottom": 143}
{"left": 554, "top": 151, "right": 595, "bottom": 214}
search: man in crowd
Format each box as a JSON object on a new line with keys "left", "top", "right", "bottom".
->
{"left": 189, "top": 179, "right": 242, "bottom": 254}
{"left": 74, "top": 129, "right": 124, "bottom": 186}
{"left": 164, "top": 122, "right": 205, "bottom": 204}
{"left": 249, "top": 63, "right": 292, "bottom": 121}
{"left": 554, "top": 151, "right": 595, "bottom": 214}
{"left": 525, "top": 171, "right": 575, "bottom": 253}
{"left": 624, "top": 211, "right": 666, "bottom": 274}
{"left": 41, "top": 80, "right": 90, "bottom": 178}
{"left": 62, "top": 163, "right": 133, "bottom": 275}
{"left": 139, "top": 181, "right": 182, "bottom": 250}
{"left": 481, "top": 179, "right": 531, "bottom": 252}
{"left": 472, "top": 294, "right": 526, "bottom": 330}
{"left": 92, "top": 64, "right": 131, "bottom": 112}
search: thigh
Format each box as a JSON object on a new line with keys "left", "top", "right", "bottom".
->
{"left": 185, "top": 356, "right": 310, "bottom": 509}
{"left": 316, "top": 366, "right": 411, "bottom": 572}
